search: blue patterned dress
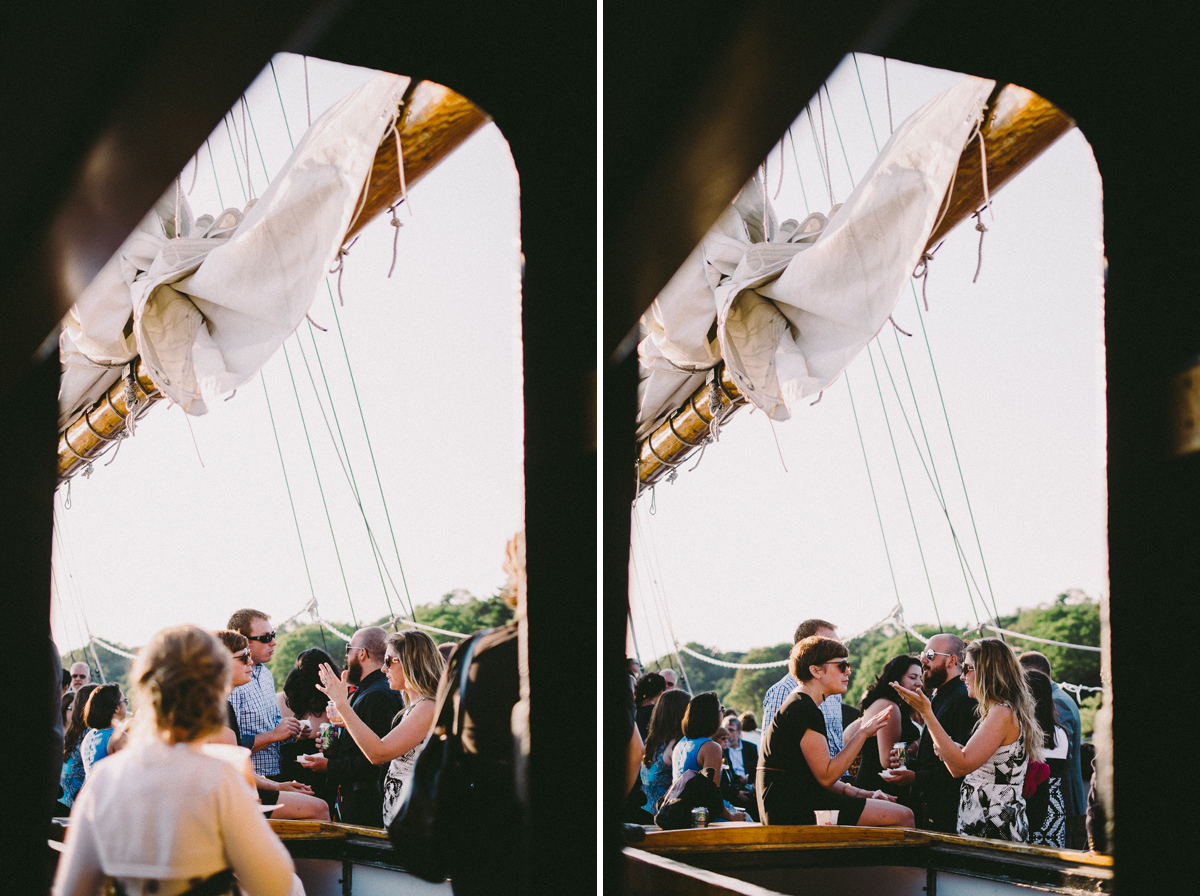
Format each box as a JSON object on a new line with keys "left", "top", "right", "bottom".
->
{"left": 640, "top": 742, "right": 675, "bottom": 816}
{"left": 60, "top": 745, "right": 86, "bottom": 808}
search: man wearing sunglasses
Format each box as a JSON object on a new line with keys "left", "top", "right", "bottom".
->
{"left": 884, "top": 634, "right": 977, "bottom": 833}
{"left": 762, "top": 619, "right": 852, "bottom": 771}
{"left": 228, "top": 608, "right": 303, "bottom": 779}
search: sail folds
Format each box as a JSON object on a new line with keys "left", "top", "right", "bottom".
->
{"left": 59, "top": 72, "right": 410, "bottom": 423}
{"left": 636, "top": 76, "right": 995, "bottom": 437}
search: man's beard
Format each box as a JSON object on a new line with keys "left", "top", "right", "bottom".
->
{"left": 347, "top": 657, "right": 363, "bottom": 685}
{"left": 925, "top": 664, "right": 948, "bottom": 690}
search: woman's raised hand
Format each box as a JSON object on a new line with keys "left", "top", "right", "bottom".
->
{"left": 861, "top": 703, "right": 893, "bottom": 737}
{"left": 316, "top": 662, "right": 351, "bottom": 707}
{"left": 891, "top": 681, "right": 932, "bottom": 718}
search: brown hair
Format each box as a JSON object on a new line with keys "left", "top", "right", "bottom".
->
{"left": 385, "top": 629, "right": 444, "bottom": 701}
{"left": 643, "top": 689, "right": 690, "bottom": 767}
{"left": 681, "top": 692, "right": 721, "bottom": 739}
{"left": 215, "top": 629, "right": 249, "bottom": 654}
{"left": 83, "top": 683, "right": 124, "bottom": 729}
{"left": 793, "top": 618, "right": 836, "bottom": 644}
{"left": 227, "top": 609, "right": 270, "bottom": 638}
{"left": 64, "top": 684, "right": 97, "bottom": 756}
{"left": 789, "top": 636, "right": 848, "bottom": 682}
{"left": 132, "top": 625, "right": 231, "bottom": 744}
{"left": 966, "top": 638, "right": 1044, "bottom": 763}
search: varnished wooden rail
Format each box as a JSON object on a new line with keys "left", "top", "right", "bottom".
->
{"left": 58, "top": 81, "right": 491, "bottom": 481}
{"left": 635, "top": 84, "right": 1074, "bottom": 492}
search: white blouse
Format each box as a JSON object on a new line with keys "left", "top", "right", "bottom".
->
{"left": 53, "top": 738, "right": 302, "bottom": 896}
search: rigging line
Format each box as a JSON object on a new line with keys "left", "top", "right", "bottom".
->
{"left": 909, "top": 285, "right": 1003, "bottom": 625}
{"left": 805, "top": 103, "right": 833, "bottom": 207}
{"left": 883, "top": 57, "right": 894, "bottom": 134}
{"left": 49, "top": 558, "right": 82, "bottom": 656}
{"left": 876, "top": 335, "right": 992, "bottom": 614}
{"left": 866, "top": 342, "right": 965, "bottom": 629}
{"left": 324, "top": 283, "right": 417, "bottom": 620}
{"left": 242, "top": 91, "right": 275, "bottom": 185}
{"left": 280, "top": 340, "right": 359, "bottom": 627}
{"left": 786, "top": 127, "right": 810, "bottom": 216}
{"left": 844, "top": 371, "right": 920, "bottom": 625}
{"left": 627, "top": 509, "right": 665, "bottom": 668}
{"left": 222, "top": 112, "right": 248, "bottom": 204}
{"left": 241, "top": 95, "right": 253, "bottom": 199}
{"left": 206, "top": 139, "right": 224, "bottom": 210}
{"left": 259, "top": 370, "right": 319, "bottom": 606}
{"left": 851, "top": 52, "right": 882, "bottom": 154}
{"left": 817, "top": 89, "right": 833, "bottom": 207}
{"left": 630, "top": 508, "right": 674, "bottom": 671}
{"left": 824, "top": 84, "right": 855, "bottom": 188}
{"left": 52, "top": 507, "right": 98, "bottom": 656}
{"left": 633, "top": 506, "right": 690, "bottom": 690}
{"left": 627, "top": 610, "right": 644, "bottom": 668}
{"left": 294, "top": 327, "right": 404, "bottom": 622}
{"left": 266, "top": 57, "right": 418, "bottom": 623}
{"left": 268, "top": 60, "right": 295, "bottom": 148}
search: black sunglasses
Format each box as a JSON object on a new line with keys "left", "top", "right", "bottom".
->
{"left": 246, "top": 631, "right": 276, "bottom": 644}
{"left": 819, "top": 660, "right": 851, "bottom": 673}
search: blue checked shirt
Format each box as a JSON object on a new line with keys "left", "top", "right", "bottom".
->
{"left": 762, "top": 672, "right": 845, "bottom": 756}
{"left": 230, "top": 662, "right": 284, "bottom": 776}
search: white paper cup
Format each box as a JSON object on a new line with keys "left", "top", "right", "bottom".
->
{"left": 814, "top": 810, "right": 839, "bottom": 825}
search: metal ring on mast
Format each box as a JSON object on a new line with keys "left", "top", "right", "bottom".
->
{"left": 82, "top": 410, "right": 115, "bottom": 442}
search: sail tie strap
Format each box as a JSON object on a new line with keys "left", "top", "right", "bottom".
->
{"left": 329, "top": 237, "right": 358, "bottom": 306}
{"left": 972, "top": 127, "right": 993, "bottom": 283}
{"left": 913, "top": 251, "right": 935, "bottom": 311}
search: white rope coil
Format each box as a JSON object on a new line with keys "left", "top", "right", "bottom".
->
{"left": 90, "top": 636, "right": 138, "bottom": 660}
{"left": 979, "top": 623, "right": 1100, "bottom": 652}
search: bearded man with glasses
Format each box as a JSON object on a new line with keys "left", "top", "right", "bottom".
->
{"left": 228, "top": 608, "right": 303, "bottom": 780}
{"left": 884, "top": 634, "right": 978, "bottom": 833}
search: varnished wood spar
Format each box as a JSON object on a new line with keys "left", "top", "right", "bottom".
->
{"left": 636, "top": 363, "right": 745, "bottom": 493}
{"left": 57, "top": 82, "right": 490, "bottom": 482}
{"left": 57, "top": 360, "right": 161, "bottom": 479}
{"left": 343, "top": 80, "right": 492, "bottom": 243}
{"left": 925, "top": 83, "right": 1074, "bottom": 249}
{"left": 635, "top": 85, "right": 1075, "bottom": 493}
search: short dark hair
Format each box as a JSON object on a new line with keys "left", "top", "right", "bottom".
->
{"left": 1024, "top": 669, "right": 1059, "bottom": 749}
{"left": 681, "top": 692, "right": 722, "bottom": 739}
{"left": 227, "top": 608, "right": 270, "bottom": 637}
{"left": 1018, "top": 650, "right": 1053, "bottom": 677}
{"left": 860, "top": 654, "right": 922, "bottom": 711}
{"left": 740, "top": 711, "right": 758, "bottom": 732}
{"left": 789, "top": 636, "right": 848, "bottom": 682}
{"left": 793, "top": 618, "right": 836, "bottom": 644}
{"left": 284, "top": 648, "right": 342, "bottom": 718}
{"left": 61, "top": 669, "right": 72, "bottom": 689}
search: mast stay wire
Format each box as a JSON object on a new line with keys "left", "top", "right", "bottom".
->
{"left": 629, "top": 506, "right": 680, "bottom": 678}
{"left": 631, "top": 503, "right": 692, "bottom": 693}
{"left": 626, "top": 519, "right": 665, "bottom": 673}
{"left": 832, "top": 67, "right": 999, "bottom": 629}
{"left": 257, "top": 65, "right": 420, "bottom": 624}
{"left": 51, "top": 510, "right": 106, "bottom": 681}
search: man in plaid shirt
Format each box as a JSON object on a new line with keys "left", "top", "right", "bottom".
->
{"left": 761, "top": 618, "right": 848, "bottom": 764}
{"left": 228, "top": 609, "right": 302, "bottom": 777}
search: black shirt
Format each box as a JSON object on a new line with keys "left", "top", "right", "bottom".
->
{"left": 913, "top": 675, "right": 978, "bottom": 832}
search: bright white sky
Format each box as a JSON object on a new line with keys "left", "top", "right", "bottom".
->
{"left": 51, "top": 54, "right": 525, "bottom": 653}
{"left": 627, "top": 55, "right": 1106, "bottom": 660}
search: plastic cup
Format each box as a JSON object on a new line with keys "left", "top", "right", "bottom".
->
{"left": 814, "top": 810, "right": 839, "bottom": 825}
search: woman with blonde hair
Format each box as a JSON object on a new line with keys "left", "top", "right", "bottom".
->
{"left": 314, "top": 628, "right": 444, "bottom": 822}
{"left": 893, "top": 637, "right": 1044, "bottom": 842}
{"left": 52, "top": 625, "right": 302, "bottom": 896}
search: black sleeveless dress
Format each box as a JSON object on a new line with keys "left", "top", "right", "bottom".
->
{"left": 854, "top": 699, "right": 919, "bottom": 803}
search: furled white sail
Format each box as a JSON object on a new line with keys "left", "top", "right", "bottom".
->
{"left": 636, "top": 75, "right": 995, "bottom": 437}
{"left": 58, "top": 72, "right": 409, "bottom": 424}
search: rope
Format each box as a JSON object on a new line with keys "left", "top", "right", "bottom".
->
{"left": 91, "top": 636, "right": 138, "bottom": 660}
{"left": 1059, "top": 683, "right": 1103, "bottom": 700}
{"left": 884, "top": 57, "right": 894, "bottom": 134}
{"left": 678, "top": 644, "right": 787, "bottom": 670}
{"left": 977, "top": 624, "right": 1101, "bottom": 652}
{"left": 280, "top": 341, "right": 358, "bottom": 627}
{"left": 787, "top": 127, "right": 810, "bottom": 215}
{"left": 382, "top": 615, "right": 472, "bottom": 640}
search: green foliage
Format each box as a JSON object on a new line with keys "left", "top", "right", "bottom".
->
{"left": 1000, "top": 594, "right": 1101, "bottom": 687}
{"left": 266, "top": 621, "right": 354, "bottom": 684}
{"left": 724, "top": 644, "right": 791, "bottom": 716}
{"left": 60, "top": 644, "right": 134, "bottom": 696}
{"left": 843, "top": 624, "right": 955, "bottom": 708}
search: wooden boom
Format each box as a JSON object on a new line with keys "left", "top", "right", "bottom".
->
{"left": 58, "top": 81, "right": 491, "bottom": 481}
{"left": 635, "top": 83, "right": 1075, "bottom": 493}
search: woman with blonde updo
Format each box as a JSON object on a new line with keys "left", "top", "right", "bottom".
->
{"left": 52, "top": 625, "right": 303, "bottom": 896}
{"left": 893, "top": 637, "right": 1044, "bottom": 841}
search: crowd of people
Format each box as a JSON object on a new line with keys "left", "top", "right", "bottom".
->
{"left": 623, "top": 617, "right": 1097, "bottom": 850}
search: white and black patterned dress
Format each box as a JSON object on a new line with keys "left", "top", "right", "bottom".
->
{"left": 381, "top": 698, "right": 433, "bottom": 824}
{"left": 957, "top": 730, "right": 1029, "bottom": 842}
{"left": 1029, "top": 725, "right": 1068, "bottom": 847}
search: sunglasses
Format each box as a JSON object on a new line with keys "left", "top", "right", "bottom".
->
{"left": 819, "top": 660, "right": 851, "bottom": 673}
{"left": 232, "top": 651, "right": 253, "bottom": 665}
{"left": 346, "top": 644, "right": 364, "bottom": 655}
{"left": 383, "top": 656, "right": 402, "bottom": 668}
{"left": 920, "top": 649, "right": 956, "bottom": 663}
{"left": 246, "top": 631, "right": 276, "bottom": 644}
{"left": 961, "top": 662, "right": 975, "bottom": 675}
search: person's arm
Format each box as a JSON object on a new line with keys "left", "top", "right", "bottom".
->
{"left": 215, "top": 765, "right": 297, "bottom": 896}
{"left": 249, "top": 718, "right": 302, "bottom": 753}
{"left": 696, "top": 740, "right": 723, "bottom": 775}
{"left": 51, "top": 784, "right": 105, "bottom": 896}
{"left": 626, "top": 725, "right": 644, "bottom": 796}
{"left": 317, "top": 664, "right": 433, "bottom": 764}
{"left": 800, "top": 704, "right": 893, "bottom": 788}
{"left": 862, "top": 698, "right": 902, "bottom": 770}
{"left": 892, "top": 682, "right": 1006, "bottom": 777}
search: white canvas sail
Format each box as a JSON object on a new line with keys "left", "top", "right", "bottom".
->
{"left": 59, "top": 72, "right": 410, "bottom": 424}
{"left": 636, "top": 75, "right": 995, "bottom": 437}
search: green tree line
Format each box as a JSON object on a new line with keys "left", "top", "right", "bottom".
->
{"left": 640, "top": 593, "right": 1102, "bottom": 735}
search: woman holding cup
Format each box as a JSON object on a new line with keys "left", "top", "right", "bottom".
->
{"left": 757, "top": 637, "right": 914, "bottom": 827}
{"left": 891, "top": 637, "right": 1044, "bottom": 842}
